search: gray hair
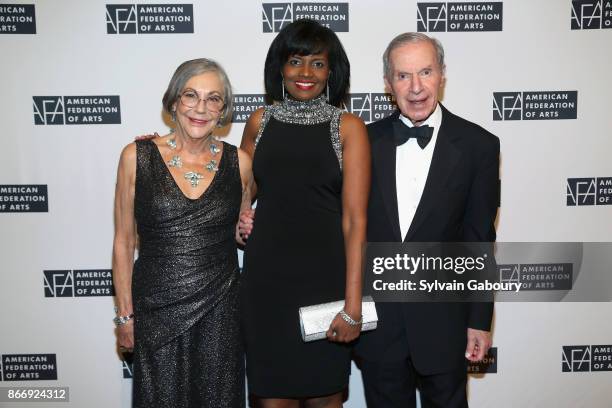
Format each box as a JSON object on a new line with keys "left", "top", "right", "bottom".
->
{"left": 382, "top": 32, "right": 445, "bottom": 79}
{"left": 162, "top": 58, "right": 234, "bottom": 126}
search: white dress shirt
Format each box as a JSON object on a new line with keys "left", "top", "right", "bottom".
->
{"left": 395, "top": 104, "right": 442, "bottom": 240}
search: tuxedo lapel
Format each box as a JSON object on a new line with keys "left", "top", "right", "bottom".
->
{"left": 404, "top": 106, "right": 461, "bottom": 242}
{"left": 372, "top": 113, "right": 402, "bottom": 242}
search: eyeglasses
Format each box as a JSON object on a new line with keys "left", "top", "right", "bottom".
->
{"left": 180, "top": 90, "right": 225, "bottom": 112}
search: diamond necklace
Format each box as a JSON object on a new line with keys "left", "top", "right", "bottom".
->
{"left": 166, "top": 136, "right": 221, "bottom": 188}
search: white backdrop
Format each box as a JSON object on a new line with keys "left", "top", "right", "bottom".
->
{"left": 1, "top": 0, "right": 611, "bottom": 407}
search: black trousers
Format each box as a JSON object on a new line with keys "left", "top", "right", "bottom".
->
{"left": 360, "top": 357, "right": 468, "bottom": 408}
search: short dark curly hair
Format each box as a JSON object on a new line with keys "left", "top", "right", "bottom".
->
{"left": 264, "top": 19, "right": 350, "bottom": 107}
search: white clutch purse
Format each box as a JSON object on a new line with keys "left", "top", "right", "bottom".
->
{"left": 298, "top": 296, "right": 378, "bottom": 342}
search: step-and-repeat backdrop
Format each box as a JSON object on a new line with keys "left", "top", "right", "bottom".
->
{"left": 1, "top": 0, "right": 611, "bottom": 407}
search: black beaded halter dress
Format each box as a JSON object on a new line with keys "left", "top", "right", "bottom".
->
{"left": 131, "top": 140, "right": 244, "bottom": 407}
{"left": 241, "top": 95, "right": 351, "bottom": 398}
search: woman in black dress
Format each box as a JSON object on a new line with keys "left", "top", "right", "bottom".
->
{"left": 239, "top": 20, "right": 370, "bottom": 407}
{"left": 112, "top": 59, "right": 252, "bottom": 407}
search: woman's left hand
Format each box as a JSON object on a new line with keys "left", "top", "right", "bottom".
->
{"left": 326, "top": 313, "right": 361, "bottom": 343}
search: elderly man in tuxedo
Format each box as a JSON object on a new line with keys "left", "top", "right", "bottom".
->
{"left": 354, "top": 33, "right": 500, "bottom": 408}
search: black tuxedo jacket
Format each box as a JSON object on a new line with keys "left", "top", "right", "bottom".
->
{"left": 355, "top": 105, "right": 500, "bottom": 374}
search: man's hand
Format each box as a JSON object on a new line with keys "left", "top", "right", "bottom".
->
{"left": 465, "top": 328, "right": 491, "bottom": 362}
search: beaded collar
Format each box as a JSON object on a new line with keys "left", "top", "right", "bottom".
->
{"left": 271, "top": 94, "right": 336, "bottom": 124}
{"left": 255, "top": 94, "right": 343, "bottom": 169}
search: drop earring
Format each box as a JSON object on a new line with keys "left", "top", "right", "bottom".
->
{"left": 281, "top": 79, "right": 286, "bottom": 100}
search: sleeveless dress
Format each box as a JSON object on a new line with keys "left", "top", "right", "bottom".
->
{"left": 241, "top": 95, "right": 351, "bottom": 398}
{"left": 131, "top": 140, "right": 244, "bottom": 407}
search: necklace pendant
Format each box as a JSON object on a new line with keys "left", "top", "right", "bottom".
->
{"left": 167, "top": 138, "right": 177, "bottom": 149}
{"left": 184, "top": 171, "right": 204, "bottom": 187}
{"left": 209, "top": 142, "right": 221, "bottom": 155}
{"left": 205, "top": 159, "right": 218, "bottom": 172}
{"left": 167, "top": 155, "right": 182, "bottom": 168}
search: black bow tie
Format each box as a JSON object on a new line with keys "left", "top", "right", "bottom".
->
{"left": 393, "top": 120, "right": 434, "bottom": 149}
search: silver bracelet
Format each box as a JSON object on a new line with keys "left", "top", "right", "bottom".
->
{"left": 113, "top": 314, "right": 134, "bottom": 327}
{"left": 339, "top": 310, "right": 362, "bottom": 326}
{"left": 113, "top": 307, "right": 134, "bottom": 327}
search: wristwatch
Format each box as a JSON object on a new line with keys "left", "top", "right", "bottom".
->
{"left": 113, "top": 307, "right": 134, "bottom": 327}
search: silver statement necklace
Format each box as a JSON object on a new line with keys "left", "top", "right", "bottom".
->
{"left": 166, "top": 136, "right": 221, "bottom": 187}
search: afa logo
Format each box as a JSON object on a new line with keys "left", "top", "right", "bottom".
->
{"left": 0, "top": 4, "right": 36, "bottom": 34}
{"left": 571, "top": 0, "right": 612, "bottom": 30}
{"left": 33, "top": 96, "right": 64, "bottom": 125}
{"left": 1, "top": 354, "right": 58, "bottom": 381}
{"left": 499, "top": 263, "right": 572, "bottom": 290}
{"left": 33, "top": 96, "right": 121, "bottom": 125}
{"left": 343, "top": 93, "right": 396, "bottom": 123}
{"left": 493, "top": 91, "right": 577, "bottom": 121}
{"left": 562, "top": 345, "right": 612, "bottom": 372}
{"left": 44, "top": 271, "right": 74, "bottom": 297}
{"left": 121, "top": 352, "right": 134, "bottom": 379}
{"left": 0, "top": 185, "right": 48, "bottom": 213}
{"left": 567, "top": 177, "right": 612, "bottom": 206}
{"left": 44, "top": 270, "right": 115, "bottom": 297}
{"left": 106, "top": 4, "right": 194, "bottom": 34}
{"left": 262, "top": 2, "right": 349, "bottom": 32}
{"left": 232, "top": 94, "right": 266, "bottom": 123}
{"left": 417, "top": 2, "right": 503, "bottom": 32}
